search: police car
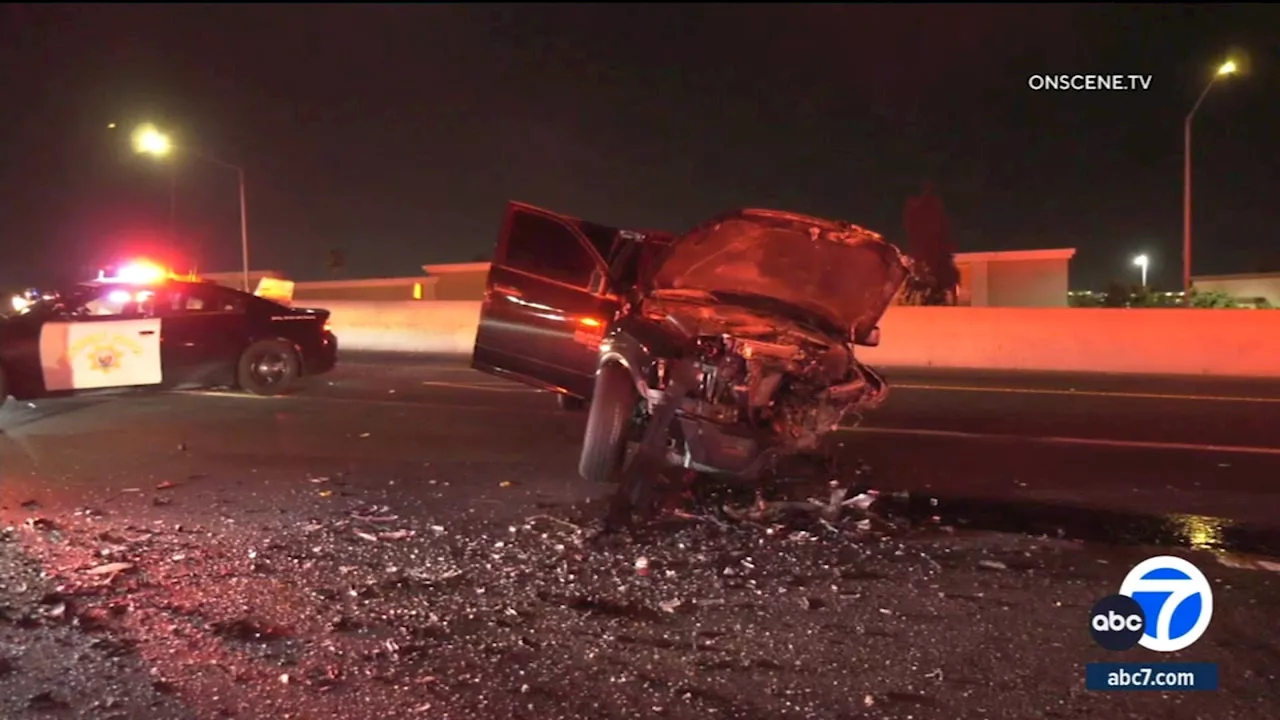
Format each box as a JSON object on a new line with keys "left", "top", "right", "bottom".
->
{"left": 0, "top": 263, "right": 337, "bottom": 407}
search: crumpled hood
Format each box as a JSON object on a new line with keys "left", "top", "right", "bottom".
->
{"left": 646, "top": 209, "right": 910, "bottom": 342}
{"left": 641, "top": 293, "right": 845, "bottom": 349}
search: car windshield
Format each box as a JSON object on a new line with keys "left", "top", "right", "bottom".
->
{"left": 17, "top": 284, "right": 150, "bottom": 318}
{"left": 649, "top": 213, "right": 908, "bottom": 333}
{"left": 14, "top": 290, "right": 81, "bottom": 317}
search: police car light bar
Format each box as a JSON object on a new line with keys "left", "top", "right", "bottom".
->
{"left": 97, "top": 261, "right": 176, "bottom": 285}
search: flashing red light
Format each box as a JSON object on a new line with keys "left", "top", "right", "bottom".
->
{"left": 115, "top": 261, "right": 170, "bottom": 284}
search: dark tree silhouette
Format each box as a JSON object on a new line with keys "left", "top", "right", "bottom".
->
{"left": 1102, "top": 281, "right": 1130, "bottom": 307}
{"left": 900, "top": 182, "right": 960, "bottom": 305}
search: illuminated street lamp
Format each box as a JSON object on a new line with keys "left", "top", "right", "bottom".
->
{"left": 1183, "top": 58, "right": 1238, "bottom": 305}
{"left": 131, "top": 124, "right": 172, "bottom": 157}
{"left": 132, "top": 124, "right": 252, "bottom": 292}
{"left": 1132, "top": 254, "right": 1149, "bottom": 287}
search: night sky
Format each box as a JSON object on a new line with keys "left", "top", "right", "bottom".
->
{"left": 1, "top": 4, "right": 1276, "bottom": 289}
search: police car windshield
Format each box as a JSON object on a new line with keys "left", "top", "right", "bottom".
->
{"left": 15, "top": 293, "right": 70, "bottom": 317}
{"left": 18, "top": 285, "right": 138, "bottom": 318}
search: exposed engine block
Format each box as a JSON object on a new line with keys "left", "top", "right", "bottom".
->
{"left": 681, "top": 333, "right": 884, "bottom": 452}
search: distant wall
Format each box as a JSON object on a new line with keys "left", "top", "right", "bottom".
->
{"left": 987, "top": 258, "right": 1071, "bottom": 307}
{"left": 1192, "top": 273, "right": 1280, "bottom": 307}
{"left": 201, "top": 270, "right": 287, "bottom": 291}
{"left": 291, "top": 277, "right": 433, "bottom": 303}
{"left": 953, "top": 249, "right": 1075, "bottom": 307}
{"left": 402, "top": 252, "right": 1076, "bottom": 308}
{"left": 239, "top": 248, "right": 1072, "bottom": 308}
{"left": 322, "top": 300, "right": 482, "bottom": 354}
{"left": 313, "top": 300, "right": 1280, "bottom": 378}
{"left": 431, "top": 272, "right": 488, "bottom": 301}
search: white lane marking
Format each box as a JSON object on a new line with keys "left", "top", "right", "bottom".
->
{"left": 894, "top": 382, "right": 1280, "bottom": 404}
{"left": 341, "top": 362, "right": 479, "bottom": 373}
{"left": 841, "top": 425, "right": 1280, "bottom": 456}
{"left": 286, "top": 394, "right": 559, "bottom": 412}
{"left": 168, "top": 390, "right": 559, "bottom": 414}
{"left": 420, "top": 380, "right": 543, "bottom": 393}
{"left": 340, "top": 362, "right": 1280, "bottom": 403}
{"left": 174, "top": 390, "right": 280, "bottom": 400}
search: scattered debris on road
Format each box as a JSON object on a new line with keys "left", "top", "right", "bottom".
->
{"left": 2, "top": 459, "right": 1278, "bottom": 720}
{"left": 83, "top": 561, "right": 135, "bottom": 576}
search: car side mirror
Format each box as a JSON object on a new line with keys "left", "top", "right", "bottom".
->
{"left": 856, "top": 325, "right": 881, "bottom": 347}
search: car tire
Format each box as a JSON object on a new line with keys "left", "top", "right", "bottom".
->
{"left": 608, "top": 451, "right": 661, "bottom": 527}
{"left": 558, "top": 394, "right": 586, "bottom": 411}
{"left": 237, "top": 340, "right": 300, "bottom": 396}
{"left": 578, "top": 363, "right": 638, "bottom": 484}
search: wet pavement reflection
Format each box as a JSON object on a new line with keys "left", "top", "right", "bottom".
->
{"left": 879, "top": 493, "right": 1280, "bottom": 557}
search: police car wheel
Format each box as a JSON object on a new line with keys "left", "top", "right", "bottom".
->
{"left": 237, "top": 340, "right": 300, "bottom": 396}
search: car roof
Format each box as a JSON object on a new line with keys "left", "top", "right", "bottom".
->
{"left": 81, "top": 277, "right": 227, "bottom": 290}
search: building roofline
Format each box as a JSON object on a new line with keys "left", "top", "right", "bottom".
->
{"left": 424, "top": 250, "right": 1077, "bottom": 275}
{"left": 423, "top": 262, "right": 492, "bottom": 274}
{"left": 955, "top": 248, "right": 1077, "bottom": 263}
{"left": 1192, "top": 272, "right": 1280, "bottom": 282}
{"left": 291, "top": 276, "right": 436, "bottom": 289}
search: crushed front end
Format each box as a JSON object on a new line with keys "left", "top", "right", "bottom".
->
{"left": 626, "top": 293, "right": 890, "bottom": 480}
{"left": 620, "top": 208, "right": 909, "bottom": 481}
{"left": 650, "top": 332, "right": 887, "bottom": 479}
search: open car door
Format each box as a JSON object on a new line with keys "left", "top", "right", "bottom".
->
{"left": 471, "top": 202, "right": 625, "bottom": 399}
{"left": 38, "top": 284, "right": 164, "bottom": 393}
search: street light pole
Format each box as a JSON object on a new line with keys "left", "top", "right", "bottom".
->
{"left": 1183, "top": 93, "right": 1204, "bottom": 305}
{"left": 237, "top": 166, "right": 250, "bottom": 293}
{"left": 1183, "top": 59, "right": 1237, "bottom": 306}
{"left": 169, "top": 167, "right": 178, "bottom": 240}
{"left": 183, "top": 150, "right": 251, "bottom": 292}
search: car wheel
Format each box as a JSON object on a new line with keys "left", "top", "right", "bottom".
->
{"left": 578, "top": 363, "right": 638, "bottom": 484}
{"left": 237, "top": 340, "right": 300, "bottom": 396}
{"left": 608, "top": 453, "right": 662, "bottom": 527}
{"left": 558, "top": 394, "right": 586, "bottom": 411}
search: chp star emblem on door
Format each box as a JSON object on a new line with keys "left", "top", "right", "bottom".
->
{"left": 68, "top": 333, "right": 144, "bottom": 374}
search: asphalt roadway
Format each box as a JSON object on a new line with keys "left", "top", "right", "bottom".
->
{"left": 1, "top": 355, "right": 1279, "bottom": 719}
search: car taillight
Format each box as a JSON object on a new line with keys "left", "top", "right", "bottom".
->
{"left": 323, "top": 321, "right": 332, "bottom": 333}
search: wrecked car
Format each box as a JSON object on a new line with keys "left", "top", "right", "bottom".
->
{"left": 471, "top": 201, "right": 910, "bottom": 506}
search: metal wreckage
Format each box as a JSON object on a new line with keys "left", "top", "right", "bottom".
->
{"left": 470, "top": 203, "right": 913, "bottom": 526}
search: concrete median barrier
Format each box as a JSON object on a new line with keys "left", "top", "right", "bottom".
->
{"left": 859, "top": 306, "right": 1280, "bottom": 377}
{"left": 315, "top": 300, "right": 482, "bottom": 355}
{"left": 310, "top": 300, "right": 1280, "bottom": 378}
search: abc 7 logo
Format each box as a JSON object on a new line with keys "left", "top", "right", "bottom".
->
{"left": 1090, "top": 555, "right": 1214, "bottom": 652}
{"left": 1090, "top": 595, "right": 1146, "bottom": 651}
